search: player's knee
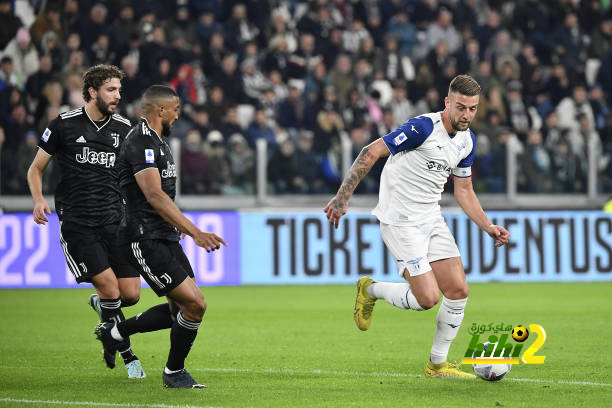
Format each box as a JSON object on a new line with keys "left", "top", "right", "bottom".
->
{"left": 446, "top": 285, "right": 469, "bottom": 300}
{"left": 121, "top": 295, "right": 140, "bottom": 307}
{"left": 417, "top": 292, "right": 440, "bottom": 310}
{"left": 182, "top": 298, "right": 206, "bottom": 321}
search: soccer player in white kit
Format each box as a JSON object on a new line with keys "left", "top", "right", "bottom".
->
{"left": 324, "top": 74, "right": 510, "bottom": 378}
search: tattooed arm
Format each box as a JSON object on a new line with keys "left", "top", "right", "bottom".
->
{"left": 324, "top": 139, "right": 390, "bottom": 228}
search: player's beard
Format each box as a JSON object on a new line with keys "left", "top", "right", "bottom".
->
{"left": 96, "top": 96, "right": 116, "bottom": 117}
{"left": 451, "top": 116, "right": 470, "bottom": 132}
{"left": 162, "top": 121, "right": 172, "bottom": 137}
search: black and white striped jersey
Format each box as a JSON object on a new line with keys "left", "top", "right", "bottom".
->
{"left": 38, "top": 106, "right": 132, "bottom": 227}
{"left": 117, "top": 118, "right": 179, "bottom": 243}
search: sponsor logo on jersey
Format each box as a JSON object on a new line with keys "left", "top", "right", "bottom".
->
{"left": 426, "top": 160, "right": 451, "bottom": 173}
{"left": 76, "top": 136, "right": 87, "bottom": 143}
{"left": 393, "top": 132, "right": 407, "bottom": 146}
{"left": 145, "top": 149, "right": 155, "bottom": 163}
{"left": 75, "top": 147, "right": 116, "bottom": 167}
{"left": 41, "top": 128, "right": 51, "bottom": 142}
{"left": 161, "top": 161, "right": 176, "bottom": 178}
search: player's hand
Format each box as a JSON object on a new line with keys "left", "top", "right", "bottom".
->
{"left": 194, "top": 231, "right": 228, "bottom": 252}
{"left": 33, "top": 200, "right": 51, "bottom": 225}
{"left": 324, "top": 194, "right": 348, "bottom": 229}
{"left": 487, "top": 224, "right": 510, "bottom": 247}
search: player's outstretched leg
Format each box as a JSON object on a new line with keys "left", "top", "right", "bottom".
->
{"left": 354, "top": 277, "right": 377, "bottom": 330}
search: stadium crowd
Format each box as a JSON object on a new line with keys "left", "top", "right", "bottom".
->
{"left": 0, "top": 0, "right": 611, "bottom": 196}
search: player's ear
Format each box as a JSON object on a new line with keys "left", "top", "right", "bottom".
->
{"left": 88, "top": 86, "right": 97, "bottom": 100}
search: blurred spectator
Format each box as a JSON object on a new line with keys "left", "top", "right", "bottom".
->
{"left": 196, "top": 11, "right": 223, "bottom": 49}
{"left": 389, "top": 81, "right": 415, "bottom": 127}
{"left": 328, "top": 54, "right": 353, "bottom": 107}
{"left": 60, "top": 50, "right": 85, "bottom": 85}
{"left": 79, "top": 3, "right": 108, "bottom": 49}
{"left": 277, "top": 84, "right": 305, "bottom": 130}
{"left": 556, "top": 84, "right": 595, "bottom": 133}
{"left": 267, "top": 136, "right": 300, "bottom": 194}
{"left": 588, "top": 84, "right": 609, "bottom": 132}
{"left": 180, "top": 129, "right": 210, "bottom": 194}
{"left": 242, "top": 57, "right": 271, "bottom": 104}
{"left": 422, "top": 7, "right": 461, "bottom": 57}
{"left": 224, "top": 3, "right": 260, "bottom": 50}
{"left": 226, "top": 133, "right": 255, "bottom": 194}
{"left": 110, "top": 4, "right": 138, "bottom": 52}
{"left": 25, "top": 55, "right": 53, "bottom": 104}
{"left": 29, "top": 2, "right": 62, "bottom": 46}
{"left": 294, "top": 129, "right": 324, "bottom": 193}
{"left": 14, "top": 130, "right": 39, "bottom": 193}
{"left": 40, "top": 30, "right": 66, "bottom": 73}
{"left": 519, "top": 130, "right": 553, "bottom": 193}
{"left": 211, "top": 54, "right": 245, "bottom": 104}
{"left": 3, "top": 103, "right": 32, "bottom": 151}
{"left": 504, "top": 80, "right": 531, "bottom": 140}
{"left": 550, "top": 130, "right": 587, "bottom": 193}
{"left": 0, "top": 125, "right": 18, "bottom": 193}
{"left": 287, "top": 33, "right": 322, "bottom": 80}
{"left": 204, "top": 130, "right": 232, "bottom": 194}
{"left": 1, "top": 27, "right": 39, "bottom": 84}
{"left": 120, "top": 56, "right": 145, "bottom": 105}
{"left": 589, "top": 17, "right": 612, "bottom": 60}
{"left": 0, "top": 56, "right": 22, "bottom": 91}
{"left": 204, "top": 85, "right": 227, "bottom": 129}
{"left": 219, "top": 106, "right": 244, "bottom": 142}
{"left": 247, "top": 109, "right": 277, "bottom": 156}
{"left": 386, "top": 11, "right": 418, "bottom": 56}
{"left": 314, "top": 107, "right": 343, "bottom": 154}
{"left": 170, "top": 64, "right": 199, "bottom": 106}
{"left": 89, "top": 33, "right": 115, "bottom": 66}
{"left": 375, "top": 36, "right": 415, "bottom": 83}
{"left": 0, "top": 0, "right": 22, "bottom": 50}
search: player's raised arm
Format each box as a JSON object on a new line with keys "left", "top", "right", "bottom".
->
{"left": 27, "top": 148, "right": 53, "bottom": 224}
{"left": 453, "top": 176, "right": 510, "bottom": 247}
{"left": 324, "top": 138, "right": 390, "bottom": 228}
{"left": 134, "top": 168, "right": 227, "bottom": 252}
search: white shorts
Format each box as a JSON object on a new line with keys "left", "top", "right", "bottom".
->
{"left": 380, "top": 218, "right": 460, "bottom": 278}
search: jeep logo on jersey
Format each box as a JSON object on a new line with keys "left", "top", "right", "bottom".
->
{"left": 75, "top": 147, "right": 116, "bottom": 167}
{"left": 161, "top": 162, "right": 176, "bottom": 178}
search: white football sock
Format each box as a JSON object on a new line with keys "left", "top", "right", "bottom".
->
{"left": 367, "top": 282, "right": 424, "bottom": 310}
{"left": 430, "top": 296, "right": 467, "bottom": 364}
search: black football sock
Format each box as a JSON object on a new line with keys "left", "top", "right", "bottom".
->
{"left": 116, "top": 303, "right": 174, "bottom": 339}
{"left": 100, "top": 298, "right": 138, "bottom": 364}
{"left": 166, "top": 311, "right": 201, "bottom": 371}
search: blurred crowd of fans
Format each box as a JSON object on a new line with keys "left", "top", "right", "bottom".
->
{"left": 0, "top": 0, "right": 611, "bottom": 196}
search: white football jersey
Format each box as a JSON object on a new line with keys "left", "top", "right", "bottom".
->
{"left": 372, "top": 112, "right": 475, "bottom": 226}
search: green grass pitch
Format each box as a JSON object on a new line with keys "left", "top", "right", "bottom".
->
{"left": 1, "top": 282, "right": 611, "bottom": 408}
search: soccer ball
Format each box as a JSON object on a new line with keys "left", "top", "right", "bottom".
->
{"left": 512, "top": 325, "right": 529, "bottom": 342}
{"left": 472, "top": 342, "right": 512, "bottom": 381}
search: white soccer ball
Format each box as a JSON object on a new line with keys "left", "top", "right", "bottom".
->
{"left": 472, "top": 342, "right": 512, "bottom": 381}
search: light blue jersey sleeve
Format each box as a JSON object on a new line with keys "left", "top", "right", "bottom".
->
{"left": 452, "top": 129, "right": 476, "bottom": 178}
{"left": 381, "top": 116, "right": 434, "bottom": 155}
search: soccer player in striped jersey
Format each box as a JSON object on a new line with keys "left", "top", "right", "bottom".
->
{"left": 324, "top": 74, "right": 510, "bottom": 378}
{"left": 95, "top": 85, "right": 227, "bottom": 389}
{"left": 27, "top": 64, "right": 145, "bottom": 378}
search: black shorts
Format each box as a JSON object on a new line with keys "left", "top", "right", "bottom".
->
{"left": 60, "top": 221, "right": 140, "bottom": 283}
{"left": 123, "top": 239, "right": 194, "bottom": 297}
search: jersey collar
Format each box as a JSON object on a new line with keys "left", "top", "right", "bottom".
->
{"left": 83, "top": 106, "right": 111, "bottom": 131}
{"left": 141, "top": 117, "right": 164, "bottom": 143}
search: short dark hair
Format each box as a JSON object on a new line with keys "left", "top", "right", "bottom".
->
{"left": 448, "top": 74, "right": 481, "bottom": 96}
{"left": 82, "top": 64, "right": 125, "bottom": 102}
{"left": 141, "top": 85, "right": 178, "bottom": 114}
